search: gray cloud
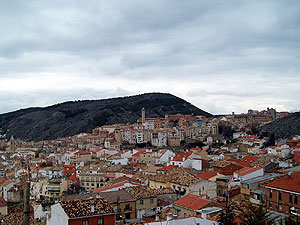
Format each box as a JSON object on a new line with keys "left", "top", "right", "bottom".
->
{"left": 0, "top": 0, "right": 300, "bottom": 114}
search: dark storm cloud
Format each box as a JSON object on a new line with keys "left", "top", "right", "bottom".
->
{"left": 0, "top": 0, "right": 299, "bottom": 114}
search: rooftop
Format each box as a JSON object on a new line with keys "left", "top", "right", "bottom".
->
{"left": 234, "top": 167, "right": 262, "bottom": 176}
{"left": 241, "top": 174, "right": 279, "bottom": 184}
{"left": 60, "top": 197, "right": 114, "bottom": 218}
{"left": 196, "top": 172, "right": 218, "bottom": 180}
{"left": 173, "top": 194, "right": 211, "bottom": 211}
{"left": 266, "top": 172, "right": 300, "bottom": 193}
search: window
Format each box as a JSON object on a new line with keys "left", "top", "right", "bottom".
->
{"left": 278, "top": 191, "right": 282, "bottom": 201}
{"left": 140, "top": 199, "right": 144, "bottom": 205}
{"left": 269, "top": 201, "right": 273, "bottom": 208}
{"left": 125, "top": 204, "right": 130, "bottom": 210}
{"left": 253, "top": 194, "right": 260, "bottom": 200}
{"left": 269, "top": 189, "right": 272, "bottom": 198}
{"left": 97, "top": 218, "right": 103, "bottom": 225}
{"left": 278, "top": 204, "right": 282, "bottom": 211}
{"left": 150, "top": 198, "right": 154, "bottom": 204}
{"left": 125, "top": 212, "right": 131, "bottom": 219}
{"left": 82, "top": 220, "right": 88, "bottom": 225}
{"left": 295, "top": 195, "right": 298, "bottom": 204}
{"left": 290, "top": 194, "right": 293, "bottom": 204}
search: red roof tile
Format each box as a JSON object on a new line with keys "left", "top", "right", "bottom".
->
{"left": 234, "top": 167, "right": 262, "bottom": 176}
{"left": 93, "top": 181, "right": 140, "bottom": 193}
{"left": 238, "top": 155, "right": 260, "bottom": 167}
{"left": 196, "top": 172, "right": 218, "bottom": 180}
{"left": 173, "top": 194, "right": 211, "bottom": 211}
{"left": 172, "top": 151, "right": 193, "bottom": 162}
{"left": 77, "top": 151, "right": 90, "bottom": 155}
{"left": 266, "top": 172, "right": 300, "bottom": 193}
{"left": 157, "top": 165, "right": 178, "bottom": 171}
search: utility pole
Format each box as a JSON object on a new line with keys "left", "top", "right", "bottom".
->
{"left": 24, "top": 156, "right": 31, "bottom": 225}
{"left": 24, "top": 180, "right": 30, "bottom": 225}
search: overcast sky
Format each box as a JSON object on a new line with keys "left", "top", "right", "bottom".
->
{"left": 1, "top": 1, "right": 300, "bottom": 115}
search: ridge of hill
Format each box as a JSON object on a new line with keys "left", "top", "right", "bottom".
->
{"left": 0, "top": 93, "right": 212, "bottom": 141}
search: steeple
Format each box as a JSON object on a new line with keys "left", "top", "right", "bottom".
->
{"left": 141, "top": 107, "right": 146, "bottom": 123}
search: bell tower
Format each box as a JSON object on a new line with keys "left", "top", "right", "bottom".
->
{"left": 141, "top": 107, "right": 146, "bottom": 123}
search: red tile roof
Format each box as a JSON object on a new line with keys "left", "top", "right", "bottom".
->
{"left": 173, "top": 194, "right": 211, "bottom": 211}
{"left": 234, "top": 167, "right": 262, "bottom": 176}
{"left": 132, "top": 150, "right": 146, "bottom": 158}
{"left": 93, "top": 181, "right": 140, "bottom": 193}
{"left": 238, "top": 155, "right": 260, "bottom": 167}
{"left": 172, "top": 151, "right": 193, "bottom": 162}
{"left": 266, "top": 172, "right": 300, "bottom": 193}
{"left": 77, "top": 151, "right": 90, "bottom": 155}
{"left": 196, "top": 172, "right": 218, "bottom": 180}
{"left": 157, "top": 165, "right": 178, "bottom": 172}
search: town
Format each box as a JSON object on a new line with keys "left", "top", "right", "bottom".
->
{"left": 0, "top": 107, "right": 298, "bottom": 225}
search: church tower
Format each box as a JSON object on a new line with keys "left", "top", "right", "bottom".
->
{"left": 141, "top": 107, "right": 146, "bottom": 123}
{"left": 8, "top": 135, "right": 16, "bottom": 153}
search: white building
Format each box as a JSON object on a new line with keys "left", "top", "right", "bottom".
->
{"left": 151, "top": 131, "right": 167, "bottom": 147}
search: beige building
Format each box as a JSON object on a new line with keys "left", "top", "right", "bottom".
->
{"left": 47, "top": 179, "right": 68, "bottom": 201}
{"left": 79, "top": 172, "right": 108, "bottom": 192}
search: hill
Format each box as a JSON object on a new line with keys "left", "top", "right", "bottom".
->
{"left": 0, "top": 93, "right": 212, "bottom": 141}
{"left": 257, "top": 112, "right": 300, "bottom": 138}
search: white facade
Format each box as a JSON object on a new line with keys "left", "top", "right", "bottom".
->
{"left": 189, "top": 179, "right": 217, "bottom": 199}
{"left": 109, "top": 158, "right": 128, "bottom": 165}
{"left": 34, "top": 204, "right": 50, "bottom": 222}
{"left": 96, "top": 149, "right": 119, "bottom": 158}
{"left": 31, "top": 180, "right": 47, "bottom": 200}
{"left": 233, "top": 132, "right": 246, "bottom": 139}
{"left": 122, "top": 130, "right": 132, "bottom": 143}
{"left": 159, "top": 150, "right": 175, "bottom": 164}
{"left": 234, "top": 168, "right": 264, "bottom": 181}
{"left": 0, "top": 182, "right": 14, "bottom": 201}
{"left": 231, "top": 168, "right": 264, "bottom": 187}
{"left": 135, "top": 131, "right": 145, "bottom": 144}
{"left": 144, "top": 121, "right": 155, "bottom": 129}
{"left": 144, "top": 216, "right": 218, "bottom": 225}
{"left": 151, "top": 131, "right": 167, "bottom": 147}
{"left": 47, "top": 203, "right": 69, "bottom": 225}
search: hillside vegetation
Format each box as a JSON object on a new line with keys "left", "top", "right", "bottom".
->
{"left": 0, "top": 93, "right": 212, "bottom": 141}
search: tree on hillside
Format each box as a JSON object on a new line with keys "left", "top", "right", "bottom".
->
{"left": 218, "top": 201, "right": 238, "bottom": 225}
{"left": 239, "top": 202, "right": 278, "bottom": 225}
{"left": 283, "top": 213, "right": 300, "bottom": 225}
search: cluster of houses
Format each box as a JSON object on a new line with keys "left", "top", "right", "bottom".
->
{"left": 0, "top": 110, "right": 299, "bottom": 224}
